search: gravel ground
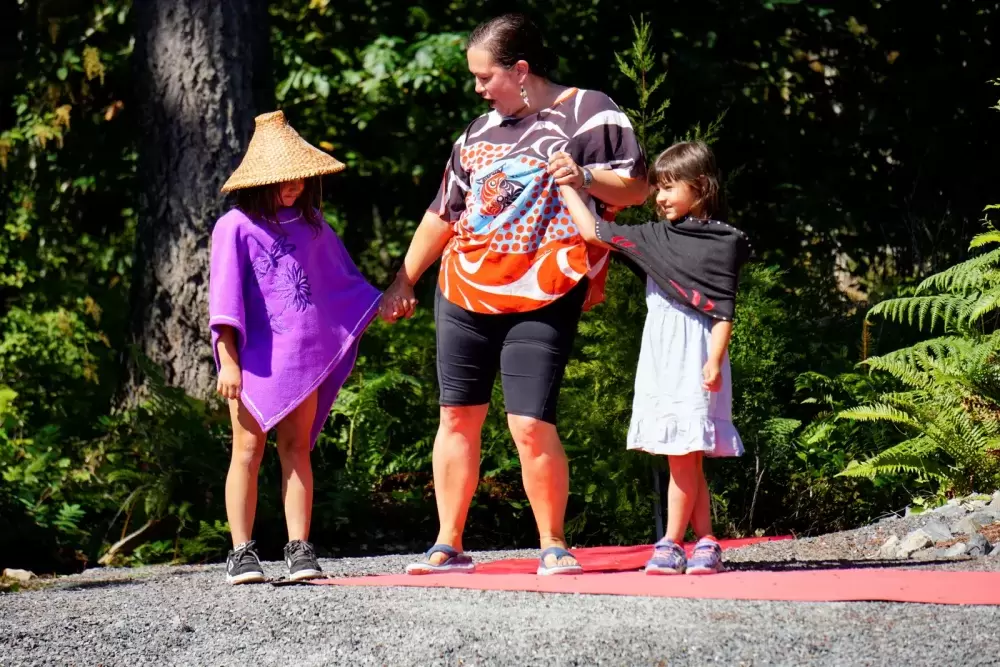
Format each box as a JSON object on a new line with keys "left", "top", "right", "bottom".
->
{"left": 2, "top": 533, "right": 999, "bottom": 667}
{"left": 729, "top": 512, "right": 1000, "bottom": 572}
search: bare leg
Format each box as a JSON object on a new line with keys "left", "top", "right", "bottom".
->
{"left": 225, "top": 399, "right": 267, "bottom": 546}
{"left": 665, "top": 453, "right": 702, "bottom": 544}
{"left": 689, "top": 453, "right": 715, "bottom": 539}
{"left": 428, "top": 404, "right": 489, "bottom": 564}
{"left": 507, "top": 414, "right": 576, "bottom": 568}
{"left": 275, "top": 391, "right": 318, "bottom": 542}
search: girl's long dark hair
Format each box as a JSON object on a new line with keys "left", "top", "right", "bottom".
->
{"left": 234, "top": 176, "right": 324, "bottom": 233}
{"left": 649, "top": 142, "right": 728, "bottom": 220}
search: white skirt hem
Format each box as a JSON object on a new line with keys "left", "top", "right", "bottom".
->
{"left": 626, "top": 415, "right": 744, "bottom": 458}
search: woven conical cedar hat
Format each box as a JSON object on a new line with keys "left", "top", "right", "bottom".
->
{"left": 221, "top": 111, "right": 345, "bottom": 193}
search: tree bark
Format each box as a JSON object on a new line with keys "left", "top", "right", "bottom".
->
{"left": 130, "top": 0, "right": 270, "bottom": 399}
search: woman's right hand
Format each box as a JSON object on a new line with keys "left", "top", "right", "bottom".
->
{"left": 217, "top": 362, "right": 242, "bottom": 400}
{"left": 379, "top": 275, "right": 418, "bottom": 323}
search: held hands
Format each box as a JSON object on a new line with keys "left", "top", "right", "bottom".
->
{"left": 217, "top": 362, "right": 242, "bottom": 400}
{"left": 702, "top": 358, "right": 722, "bottom": 393}
{"left": 379, "top": 273, "right": 418, "bottom": 323}
{"left": 547, "top": 151, "right": 585, "bottom": 189}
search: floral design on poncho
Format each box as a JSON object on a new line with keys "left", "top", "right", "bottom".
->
{"left": 275, "top": 264, "right": 312, "bottom": 312}
{"left": 247, "top": 233, "right": 312, "bottom": 333}
{"left": 250, "top": 235, "right": 296, "bottom": 278}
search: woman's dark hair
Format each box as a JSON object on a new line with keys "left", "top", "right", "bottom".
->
{"left": 468, "top": 13, "right": 557, "bottom": 79}
{"left": 235, "top": 176, "right": 324, "bottom": 233}
{"left": 648, "top": 141, "right": 728, "bottom": 220}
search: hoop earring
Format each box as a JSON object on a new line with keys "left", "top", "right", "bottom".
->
{"left": 520, "top": 85, "right": 529, "bottom": 107}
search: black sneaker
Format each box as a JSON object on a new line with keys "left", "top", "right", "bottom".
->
{"left": 226, "top": 540, "right": 266, "bottom": 585}
{"left": 284, "top": 540, "right": 323, "bottom": 581}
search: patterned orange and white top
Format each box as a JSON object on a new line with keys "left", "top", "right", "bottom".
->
{"left": 429, "top": 88, "right": 646, "bottom": 314}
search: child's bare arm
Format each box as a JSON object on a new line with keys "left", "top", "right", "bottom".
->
{"left": 708, "top": 320, "right": 733, "bottom": 363}
{"left": 215, "top": 326, "right": 242, "bottom": 400}
{"left": 558, "top": 183, "right": 612, "bottom": 249}
{"left": 702, "top": 320, "right": 733, "bottom": 392}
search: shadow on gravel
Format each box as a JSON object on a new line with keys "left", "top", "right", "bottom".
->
{"left": 727, "top": 558, "right": 962, "bottom": 572}
{"left": 50, "top": 578, "right": 144, "bottom": 592}
{"left": 50, "top": 568, "right": 210, "bottom": 592}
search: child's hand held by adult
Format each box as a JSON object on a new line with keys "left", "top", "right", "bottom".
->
{"left": 379, "top": 275, "right": 418, "bottom": 323}
{"left": 547, "top": 151, "right": 584, "bottom": 189}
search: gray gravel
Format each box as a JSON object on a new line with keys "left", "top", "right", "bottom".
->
{"left": 2, "top": 541, "right": 999, "bottom": 666}
{"left": 729, "top": 505, "right": 1000, "bottom": 571}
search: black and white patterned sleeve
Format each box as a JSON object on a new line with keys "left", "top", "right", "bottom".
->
{"left": 570, "top": 90, "right": 647, "bottom": 180}
{"left": 428, "top": 128, "right": 472, "bottom": 223}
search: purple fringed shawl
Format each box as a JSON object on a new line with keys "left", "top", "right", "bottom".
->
{"left": 209, "top": 207, "right": 381, "bottom": 447}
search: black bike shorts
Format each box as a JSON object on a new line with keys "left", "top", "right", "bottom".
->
{"left": 434, "top": 279, "right": 587, "bottom": 424}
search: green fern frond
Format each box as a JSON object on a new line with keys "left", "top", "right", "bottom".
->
{"left": 968, "top": 227, "right": 1000, "bottom": 249}
{"left": 861, "top": 356, "right": 933, "bottom": 388}
{"left": 975, "top": 269, "right": 1000, "bottom": 286}
{"left": 876, "top": 391, "right": 925, "bottom": 411}
{"left": 916, "top": 247, "right": 1000, "bottom": 292}
{"left": 838, "top": 403, "right": 920, "bottom": 427}
{"left": 838, "top": 437, "right": 947, "bottom": 480}
{"left": 868, "top": 294, "right": 975, "bottom": 332}
{"left": 969, "top": 288, "right": 1000, "bottom": 322}
{"left": 762, "top": 417, "right": 802, "bottom": 439}
{"left": 839, "top": 455, "right": 948, "bottom": 481}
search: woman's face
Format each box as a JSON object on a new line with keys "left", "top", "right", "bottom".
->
{"left": 278, "top": 179, "right": 305, "bottom": 207}
{"left": 467, "top": 46, "right": 526, "bottom": 116}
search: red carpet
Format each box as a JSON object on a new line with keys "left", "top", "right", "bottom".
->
{"left": 316, "top": 569, "right": 1000, "bottom": 605}
{"left": 477, "top": 537, "right": 788, "bottom": 574}
{"left": 312, "top": 540, "right": 1000, "bottom": 605}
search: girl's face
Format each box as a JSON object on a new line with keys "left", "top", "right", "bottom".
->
{"left": 654, "top": 179, "right": 702, "bottom": 221}
{"left": 467, "top": 46, "right": 527, "bottom": 117}
{"left": 278, "top": 179, "right": 305, "bottom": 207}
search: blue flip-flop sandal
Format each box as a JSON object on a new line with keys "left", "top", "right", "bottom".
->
{"left": 536, "top": 546, "right": 584, "bottom": 576}
{"left": 405, "top": 544, "right": 476, "bottom": 575}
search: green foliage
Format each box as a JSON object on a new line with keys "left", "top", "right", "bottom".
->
{"left": 1, "top": 349, "right": 233, "bottom": 570}
{"left": 869, "top": 232, "right": 1000, "bottom": 332}
{"left": 0, "top": 306, "right": 108, "bottom": 421}
{"left": 4, "top": 0, "right": 999, "bottom": 571}
{"left": 615, "top": 16, "right": 671, "bottom": 152}
{"left": 0, "top": 0, "right": 138, "bottom": 571}
{"left": 839, "top": 226, "right": 1000, "bottom": 494}
{"left": 128, "top": 520, "right": 231, "bottom": 567}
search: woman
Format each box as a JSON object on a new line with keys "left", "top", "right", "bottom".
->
{"left": 381, "top": 13, "right": 647, "bottom": 575}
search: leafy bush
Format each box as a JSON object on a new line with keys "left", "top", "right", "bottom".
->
{"left": 838, "top": 224, "right": 1000, "bottom": 496}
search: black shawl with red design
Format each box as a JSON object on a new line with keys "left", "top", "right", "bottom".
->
{"left": 595, "top": 216, "right": 752, "bottom": 321}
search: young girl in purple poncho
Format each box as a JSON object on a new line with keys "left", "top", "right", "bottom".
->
{"left": 210, "top": 111, "right": 381, "bottom": 584}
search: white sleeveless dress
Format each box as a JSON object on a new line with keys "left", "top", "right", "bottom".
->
{"left": 626, "top": 277, "right": 744, "bottom": 457}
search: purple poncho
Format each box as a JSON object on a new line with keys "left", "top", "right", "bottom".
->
{"left": 209, "top": 207, "right": 381, "bottom": 446}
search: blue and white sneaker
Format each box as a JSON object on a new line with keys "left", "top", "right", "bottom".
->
{"left": 645, "top": 538, "right": 686, "bottom": 575}
{"left": 686, "top": 537, "right": 723, "bottom": 575}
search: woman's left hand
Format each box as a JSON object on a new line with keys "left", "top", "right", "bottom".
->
{"left": 547, "top": 151, "right": 585, "bottom": 189}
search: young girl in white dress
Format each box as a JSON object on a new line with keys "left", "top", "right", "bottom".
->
{"left": 558, "top": 141, "right": 750, "bottom": 575}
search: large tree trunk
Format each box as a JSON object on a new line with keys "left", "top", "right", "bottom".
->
{"left": 130, "top": 0, "right": 270, "bottom": 399}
